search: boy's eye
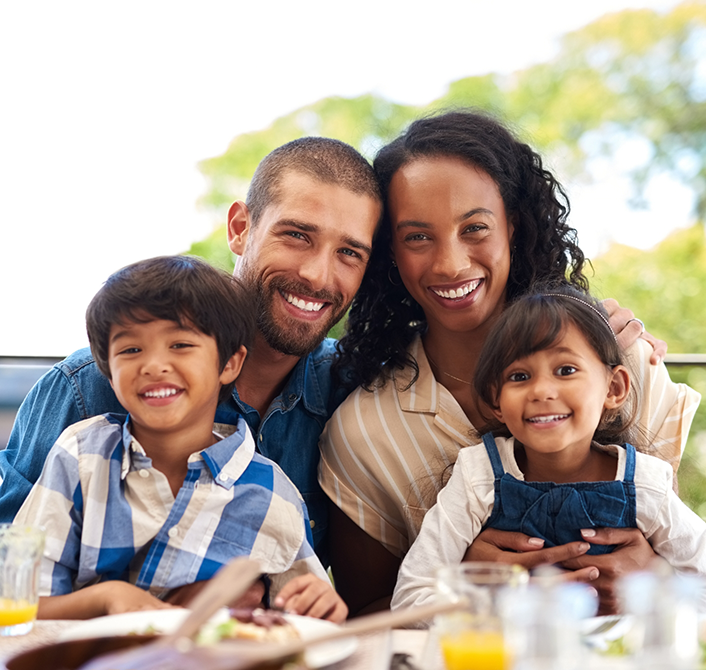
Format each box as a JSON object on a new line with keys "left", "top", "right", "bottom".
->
{"left": 118, "top": 347, "right": 140, "bottom": 355}
{"left": 171, "top": 342, "right": 194, "bottom": 349}
{"left": 507, "top": 371, "right": 529, "bottom": 382}
{"left": 557, "top": 365, "right": 577, "bottom": 376}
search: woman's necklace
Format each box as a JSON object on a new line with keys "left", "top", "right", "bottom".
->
{"left": 424, "top": 350, "right": 471, "bottom": 385}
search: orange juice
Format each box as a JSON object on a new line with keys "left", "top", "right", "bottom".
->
{"left": 0, "top": 598, "right": 38, "bottom": 627}
{"left": 440, "top": 630, "right": 507, "bottom": 670}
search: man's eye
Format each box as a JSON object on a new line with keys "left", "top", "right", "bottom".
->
{"left": 557, "top": 365, "right": 577, "bottom": 376}
{"left": 286, "top": 231, "right": 306, "bottom": 240}
{"left": 340, "top": 248, "right": 361, "bottom": 259}
{"left": 507, "top": 372, "right": 528, "bottom": 382}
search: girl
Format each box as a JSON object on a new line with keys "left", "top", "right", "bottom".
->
{"left": 391, "top": 287, "right": 706, "bottom": 613}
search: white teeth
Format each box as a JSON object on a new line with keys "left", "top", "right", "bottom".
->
{"left": 433, "top": 279, "right": 481, "bottom": 300}
{"left": 284, "top": 293, "right": 324, "bottom": 312}
{"left": 143, "top": 388, "right": 179, "bottom": 398}
{"left": 527, "top": 414, "right": 570, "bottom": 423}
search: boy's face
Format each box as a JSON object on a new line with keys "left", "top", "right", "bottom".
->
{"left": 107, "top": 318, "right": 244, "bottom": 445}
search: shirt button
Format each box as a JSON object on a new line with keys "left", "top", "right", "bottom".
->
{"left": 259, "top": 434, "right": 263, "bottom": 442}
{"left": 218, "top": 472, "right": 228, "bottom": 482}
{"left": 309, "top": 519, "right": 315, "bottom": 529}
{"left": 168, "top": 527, "right": 178, "bottom": 538}
{"left": 289, "top": 394, "right": 297, "bottom": 402}
{"left": 139, "top": 469, "right": 150, "bottom": 478}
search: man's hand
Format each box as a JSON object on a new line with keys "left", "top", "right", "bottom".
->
{"left": 602, "top": 298, "right": 667, "bottom": 364}
{"left": 561, "top": 528, "right": 657, "bottom": 615}
{"left": 273, "top": 574, "right": 348, "bottom": 623}
{"left": 165, "top": 578, "right": 266, "bottom": 609}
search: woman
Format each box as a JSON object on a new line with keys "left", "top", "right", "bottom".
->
{"left": 318, "top": 110, "right": 700, "bottom": 615}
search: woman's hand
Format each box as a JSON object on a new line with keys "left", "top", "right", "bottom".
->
{"left": 463, "top": 527, "right": 594, "bottom": 571}
{"left": 561, "top": 528, "right": 658, "bottom": 615}
{"left": 602, "top": 298, "right": 667, "bottom": 364}
{"left": 273, "top": 574, "right": 348, "bottom": 623}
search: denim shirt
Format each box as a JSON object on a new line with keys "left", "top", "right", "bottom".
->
{"left": 0, "top": 340, "right": 347, "bottom": 566}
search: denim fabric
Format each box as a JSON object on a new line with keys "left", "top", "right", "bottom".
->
{"left": 0, "top": 340, "right": 347, "bottom": 566}
{"left": 481, "top": 432, "right": 638, "bottom": 555}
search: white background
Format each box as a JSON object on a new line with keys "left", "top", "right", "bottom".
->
{"left": 0, "top": 0, "right": 690, "bottom": 356}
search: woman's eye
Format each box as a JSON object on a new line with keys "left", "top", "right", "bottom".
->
{"left": 464, "top": 223, "right": 486, "bottom": 234}
{"left": 405, "top": 233, "right": 429, "bottom": 242}
{"left": 557, "top": 365, "right": 577, "bottom": 376}
{"left": 507, "top": 372, "right": 528, "bottom": 382}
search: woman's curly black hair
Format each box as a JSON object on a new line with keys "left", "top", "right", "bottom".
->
{"left": 334, "top": 109, "right": 589, "bottom": 391}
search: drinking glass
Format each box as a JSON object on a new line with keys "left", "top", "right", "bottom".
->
{"left": 0, "top": 525, "right": 45, "bottom": 636}
{"left": 433, "top": 562, "right": 529, "bottom": 670}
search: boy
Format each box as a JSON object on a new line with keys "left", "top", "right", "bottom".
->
{"left": 14, "top": 255, "right": 346, "bottom": 621}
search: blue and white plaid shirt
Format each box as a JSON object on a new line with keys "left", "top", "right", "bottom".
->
{"left": 14, "top": 413, "right": 327, "bottom": 599}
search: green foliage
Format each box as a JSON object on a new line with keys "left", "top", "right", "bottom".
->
{"left": 591, "top": 224, "right": 706, "bottom": 353}
{"left": 187, "top": 225, "right": 234, "bottom": 272}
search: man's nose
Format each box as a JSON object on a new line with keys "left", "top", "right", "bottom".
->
{"left": 297, "top": 248, "right": 333, "bottom": 291}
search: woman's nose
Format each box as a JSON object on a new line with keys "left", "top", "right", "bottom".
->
{"left": 431, "top": 238, "right": 469, "bottom": 278}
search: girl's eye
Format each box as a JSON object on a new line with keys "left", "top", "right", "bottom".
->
{"left": 507, "top": 371, "right": 529, "bottom": 382}
{"left": 557, "top": 365, "right": 577, "bottom": 376}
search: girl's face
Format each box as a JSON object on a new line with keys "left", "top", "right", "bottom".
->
{"left": 388, "top": 156, "right": 514, "bottom": 337}
{"left": 493, "top": 323, "right": 629, "bottom": 458}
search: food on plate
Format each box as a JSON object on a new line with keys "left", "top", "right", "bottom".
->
{"left": 197, "top": 608, "right": 301, "bottom": 645}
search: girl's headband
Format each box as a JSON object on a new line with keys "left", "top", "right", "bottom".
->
{"left": 538, "top": 293, "right": 617, "bottom": 342}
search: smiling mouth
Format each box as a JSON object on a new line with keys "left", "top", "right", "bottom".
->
{"left": 526, "top": 413, "right": 571, "bottom": 424}
{"left": 431, "top": 279, "right": 482, "bottom": 300}
{"left": 142, "top": 388, "right": 181, "bottom": 399}
{"left": 281, "top": 291, "right": 326, "bottom": 312}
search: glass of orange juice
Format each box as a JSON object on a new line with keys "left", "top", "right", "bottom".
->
{"left": 434, "top": 563, "right": 528, "bottom": 670}
{"left": 0, "top": 524, "right": 45, "bottom": 636}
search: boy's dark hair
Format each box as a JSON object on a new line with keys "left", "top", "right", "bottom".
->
{"left": 86, "top": 255, "right": 255, "bottom": 403}
{"left": 474, "top": 284, "right": 640, "bottom": 447}
{"left": 246, "top": 136, "right": 382, "bottom": 227}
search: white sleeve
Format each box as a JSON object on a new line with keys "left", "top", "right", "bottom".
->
{"left": 637, "top": 454, "right": 706, "bottom": 609}
{"left": 391, "top": 451, "right": 495, "bottom": 614}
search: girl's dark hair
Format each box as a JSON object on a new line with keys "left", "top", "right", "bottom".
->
{"left": 334, "top": 109, "right": 588, "bottom": 390}
{"left": 473, "top": 285, "right": 640, "bottom": 446}
{"left": 86, "top": 255, "right": 256, "bottom": 404}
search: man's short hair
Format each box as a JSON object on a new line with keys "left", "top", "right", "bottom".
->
{"left": 86, "top": 255, "right": 255, "bottom": 403}
{"left": 246, "top": 137, "right": 381, "bottom": 226}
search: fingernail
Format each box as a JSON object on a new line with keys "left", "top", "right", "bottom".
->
{"left": 589, "top": 568, "right": 600, "bottom": 580}
{"left": 581, "top": 528, "right": 596, "bottom": 538}
{"left": 528, "top": 537, "right": 545, "bottom": 547}
{"left": 274, "top": 596, "right": 284, "bottom": 607}
{"left": 579, "top": 542, "right": 590, "bottom": 552}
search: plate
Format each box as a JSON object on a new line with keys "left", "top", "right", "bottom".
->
{"left": 59, "top": 608, "right": 358, "bottom": 668}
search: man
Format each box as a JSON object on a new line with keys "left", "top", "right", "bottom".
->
{"left": 0, "top": 138, "right": 382, "bottom": 577}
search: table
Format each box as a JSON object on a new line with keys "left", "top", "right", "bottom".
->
{"left": 0, "top": 621, "right": 430, "bottom": 670}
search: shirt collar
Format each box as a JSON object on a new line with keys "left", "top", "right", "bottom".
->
{"left": 119, "top": 415, "right": 254, "bottom": 489}
{"left": 392, "top": 335, "right": 440, "bottom": 414}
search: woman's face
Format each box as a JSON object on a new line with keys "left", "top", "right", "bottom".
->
{"left": 388, "top": 156, "right": 514, "bottom": 337}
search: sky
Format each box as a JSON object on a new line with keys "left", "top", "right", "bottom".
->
{"left": 0, "top": 0, "right": 689, "bottom": 357}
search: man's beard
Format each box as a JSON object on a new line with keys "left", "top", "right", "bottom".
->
{"left": 253, "top": 276, "right": 347, "bottom": 357}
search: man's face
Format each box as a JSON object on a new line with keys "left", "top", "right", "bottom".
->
{"left": 231, "top": 171, "right": 380, "bottom": 357}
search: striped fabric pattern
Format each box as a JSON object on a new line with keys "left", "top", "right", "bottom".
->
{"left": 15, "top": 414, "right": 326, "bottom": 599}
{"left": 319, "top": 336, "right": 701, "bottom": 558}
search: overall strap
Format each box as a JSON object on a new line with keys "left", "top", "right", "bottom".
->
{"left": 482, "top": 432, "right": 506, "bottom": 480}
{"left": 622, "top": 443, "right": 637, "bottom": 483}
